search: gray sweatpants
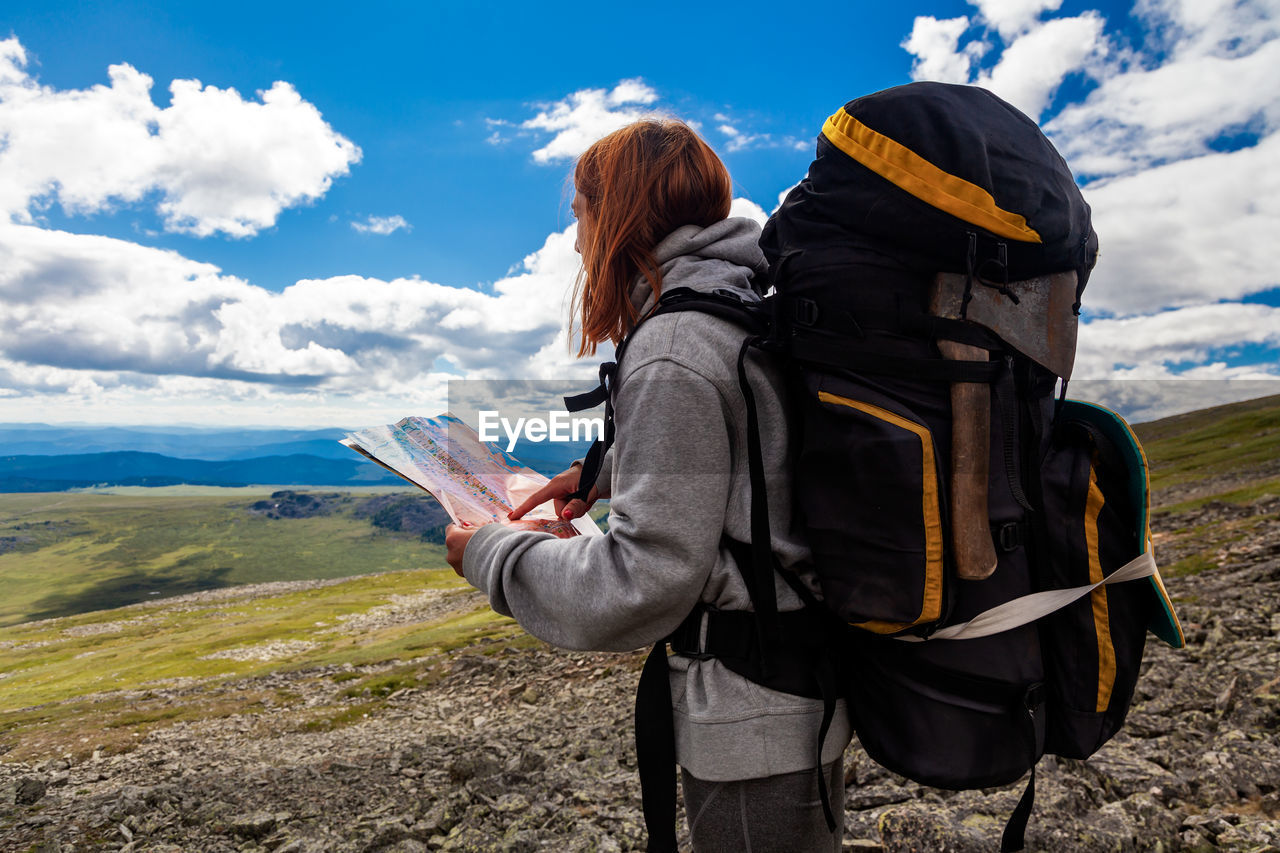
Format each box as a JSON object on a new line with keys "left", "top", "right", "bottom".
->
{"left": 680, "top": 760, "right": 844, "bottom": 852}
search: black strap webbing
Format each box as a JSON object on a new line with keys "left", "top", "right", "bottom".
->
{"left": 736, "top": 336, "right": 780, "bottom": 661}
{"left": 812, "top": 655, "right": 840, "bottom": 831}
{"left": 1001, "top": 768, "right": 1035, "bottom": 852}
{"left": 563, "top": 363, "right": 614, "bottom": 505}
{"left": 635, "top": 642, "right": 678, "bottom": 853}
{"left": 789, "top": 336, "right": 1003, "bottom": 383}
{"left": 1000, "top": 682, "right": 1046, "bottom": 851}
{"left": 993, "top": 357, "right": 1035, "bottom": 513}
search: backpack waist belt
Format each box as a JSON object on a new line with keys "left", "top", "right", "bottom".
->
{"left": 667, "top": 605, "right": 829, "bottom": 699}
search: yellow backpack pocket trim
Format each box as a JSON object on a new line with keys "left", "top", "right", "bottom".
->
{"left": 1084, "top": 468, "right": 1118, "bottom": 712}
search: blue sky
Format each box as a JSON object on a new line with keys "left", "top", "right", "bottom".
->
{"left": 1, "top": 0, "right": 1277, "bottom": 426}
{"left": 5, "top": 0, "right": 940, "bottom": 289}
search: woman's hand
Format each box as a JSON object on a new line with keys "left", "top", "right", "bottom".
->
{"left": 508, "top": 464, "right": 599, "bottom": 522}
{"left": 445, "top": 523, "right": 478, "bottom": 577}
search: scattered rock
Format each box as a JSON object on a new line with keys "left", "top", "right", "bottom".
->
{"left": 447, "top": 753, "right": 502, "bottom": 784}
{"left": 0, "top": 489, "right": 1276, "bottom": 851}
{"left": 878, "top": 804, "right": 988, "bottom": 852}
{"left": 15, "top": 776, "right": 47, "bottom": 805}
{"left": 231, "top": 810, "right": 278, "bottom": 838}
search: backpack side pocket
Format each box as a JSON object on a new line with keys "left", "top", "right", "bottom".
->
{"left": 796, "top": 372, "right": 946, "bottom": 633}
{"left": 1038, "top": 401, "right": 1181, "bottom": 758}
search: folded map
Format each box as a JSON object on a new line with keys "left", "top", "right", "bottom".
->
{"left": 341, "top": 413, "right": 600, "bottom": 539}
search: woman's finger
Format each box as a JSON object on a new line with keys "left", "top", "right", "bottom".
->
{"left": 561, "top": 485, "right": 600, "bottom": 519}
{"left": 509, "top": 465, "right": 584, "bottom": 520}
{"left": 508, "top": 480, "right": 563, "bottom": 520}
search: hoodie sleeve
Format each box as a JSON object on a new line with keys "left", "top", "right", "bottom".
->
{"left": 462, "top": 356, "right": 731, "bottom": 651}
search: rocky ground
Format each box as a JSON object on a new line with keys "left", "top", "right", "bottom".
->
{"left": 2, "top": 492, "right": 1278, "bottom": 852}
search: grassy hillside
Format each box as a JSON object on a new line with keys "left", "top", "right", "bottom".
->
{"left": 0, "top": 569, "right": 524, "bottom": 763}
{"left": 1133, "top": 392, "right": 1280, "bottom": 496}
{"left": 0, "top": 491, "right": 449, "bottom": 627}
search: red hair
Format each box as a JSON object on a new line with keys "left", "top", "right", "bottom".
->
{"left": 571, "top": 120, "right": 732, "bottom": 356}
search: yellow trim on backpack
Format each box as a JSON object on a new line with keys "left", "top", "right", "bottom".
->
{"left": 818, "top": 391, "right": 944, "bottom": 632}
{"left": 821, "top": 108, "right": 1043, "bottom": 244}
{"left": 1085, "top": 468, "right": 1117, "bottom": 712}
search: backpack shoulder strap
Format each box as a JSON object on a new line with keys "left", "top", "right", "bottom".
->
{"left": 563, "top": 287, "right": 770, "bottom": 503}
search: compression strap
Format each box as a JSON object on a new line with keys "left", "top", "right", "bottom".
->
{"left": 896, "top": 550, "right": 1157, "bottom": 642}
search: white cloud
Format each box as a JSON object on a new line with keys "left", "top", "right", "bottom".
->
{"left": 351, "top": 215, "right": 411, "bottom": 235}
{"left": 718, "top": 123, "right": 768, "bottom": 152}
{"left": 728, "top": 198, "right": 767, "bottom": 227}
{"left": 1082, "top": 133, "right": 1280, "bottom": 316}
{"left": 0, "top": 193, "right": 781, "bottom": 424}
{"left": 715, "top": 121, "right": 809, "bottom": 154}
{"left": 716, "top": 122, "right": 752, "bottom": 150}
{"left": 975, "top": 13, "right": 1106, "bottom": 118}
{"left": 905, "top": 12, "right": 1104, "bottom": 119}
{"left": 1075, "top": 303, "right": 1280, "bottom": 377}
{"left": 1069, "top": 302, "right": 1280, "bottom": 420}
{"left": 973, "top": 0, "right": 1064, "bottom": 39}
{"left": 1043, "top": 0, "right": 1280, "bottom": 319}
{"left": 1046, "top": 10, "right": 1280, "bottom": 178}
{"left": 0, "top": 36, "right": 359, "bottom": 238}
{"left": 606, "top": 79, "right": 659, "bottom": 107}
{"left": 0, "top": 220, "right": 585, "bottom": 423}
{"left": 520, "top": 79, "right": 661, "bottom": 164}
{"left": 1149, "top": 0, "right": 1280, "bottom": 57}
{"left": 902, "top": 16, "right": 977, "bottom": 82}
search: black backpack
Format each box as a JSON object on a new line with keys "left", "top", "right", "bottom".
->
{"left": 567, "top": 82, "right": 1184, "bottom": 853}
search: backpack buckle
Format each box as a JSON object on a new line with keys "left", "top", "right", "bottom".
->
{"left": 995, "top": 521, "right": 1023, "bottom": 552}
{"left": 667, "top": 608, "right": 713, "bottom": 660}
{"left": 793, "top": 298, "right": 819, "bottom": 327}
{"left": 712, "top": 286, "right": 761, "bottom": 305}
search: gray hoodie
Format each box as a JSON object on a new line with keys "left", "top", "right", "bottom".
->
{"left": 462, "top": 217, "right": 850, "bottom": 780}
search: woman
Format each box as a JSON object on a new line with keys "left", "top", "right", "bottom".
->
{"left": 445, "top": 119, "right": 850, "bottom": 851}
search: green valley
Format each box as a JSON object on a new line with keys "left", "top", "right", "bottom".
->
{"left": 0, "top": 490, "right": 450, "bottom": 627}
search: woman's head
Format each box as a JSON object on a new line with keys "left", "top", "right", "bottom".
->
{"left": 571, "top": 119, "right": 732, "bottom": 356}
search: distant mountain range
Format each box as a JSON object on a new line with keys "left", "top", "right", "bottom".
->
{"left": 0, "top": 424, "right": 356, "bottom": 461}
{"left": 0, "top": 424, "right": 592, "bottom": 491}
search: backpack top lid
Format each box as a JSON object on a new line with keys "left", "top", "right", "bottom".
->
{"left": 761, "top": 82, "right": 1099, "bottom": 287}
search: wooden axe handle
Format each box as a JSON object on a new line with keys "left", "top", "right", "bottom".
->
{"left": 937, "top": 339, "right": 998, "bottom": 580}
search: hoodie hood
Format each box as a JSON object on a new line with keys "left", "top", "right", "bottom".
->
{"left": 628, "top": 217, "right": 768, "bottom": 319}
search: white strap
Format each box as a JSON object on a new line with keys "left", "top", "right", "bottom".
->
{"left": 895, "top": 550, "right": 1157, "bottom": 642}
